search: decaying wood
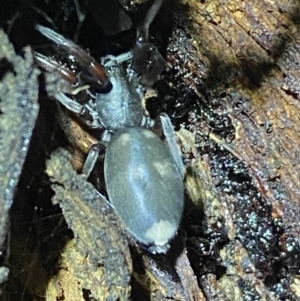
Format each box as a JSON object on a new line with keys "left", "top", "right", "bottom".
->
{"left": 0, "top": 29, "right": 39, "bottom": 293}
{"left": 172, "top": 0, "right": 300, "bottom": 299}
{"left": 46, "top": 149, "right": 132, "bottom": 301}
{"left": 177, "top": 0, "right": 300, "bottom": 238}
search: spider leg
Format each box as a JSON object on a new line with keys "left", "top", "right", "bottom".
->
{"left": 35, "top": 24, "right": 110, "bottom": 89}
{"left": 81, "top": 144, "right": 100, "bottom": 178}
{"left": 160, "top": 113, "right": 185, "bottom": 178}
{"left": 35, "top": 52, "right": 78, "bottom": 84}
{"left": 136, "top": 0, "right": 164, "bottom": 43}
{"left": 55, "top": 92, "right": 102, "bottom": 128}
{"left": 130, "top": 0, "right": 165, "bottom": 86}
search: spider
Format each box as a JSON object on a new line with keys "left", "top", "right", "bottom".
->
{"left": 35, "top": 0, "right": 184, "bottom": 253}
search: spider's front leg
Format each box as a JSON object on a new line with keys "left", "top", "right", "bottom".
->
{"left": 131, "top": 0, "right": 166, "bottom": 87}
{"left": 57, "top": 106, "right": 101, "bottom": 177}
{"left": 160, "top": 114, "right": 185, "bottom": 177}
{"left": 35, "top": 25, "right": 113, "bottom": 129}
{"left": 36, "top": 53, "right": 102, "bottom": 129}
{"left": 35, "top": 25, "right": 115, "bottom": 176}
{"left": 35, "top": 24, "right": 110, "bottom": 90}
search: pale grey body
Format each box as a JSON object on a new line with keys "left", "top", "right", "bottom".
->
{"left": 105, "top": 127, "right": 184, "bottom": 253}
{"left": 99, "top": 64, "right": 184, "bottom": 253}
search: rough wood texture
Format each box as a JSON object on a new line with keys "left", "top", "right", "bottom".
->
{"left": 0, "top": 30, "right": 39, "bottom": 293}
{"left": 171, "top": 0, "right": 300, "bottom": 299}
{"left": 184, "top": 0, "right": 300, "bottom": 240}
{"left": 46, "top": 149, "right": 132, "bottom": 301}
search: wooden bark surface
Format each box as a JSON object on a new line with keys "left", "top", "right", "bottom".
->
{"left": 181, "top": 0, "right": 300, "bottom": 237}
{"left": 173, "top": 0, "right": 300, "bottom": 299}
{"left": 0, "top": 0, "right": 300, "bottom": 300}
